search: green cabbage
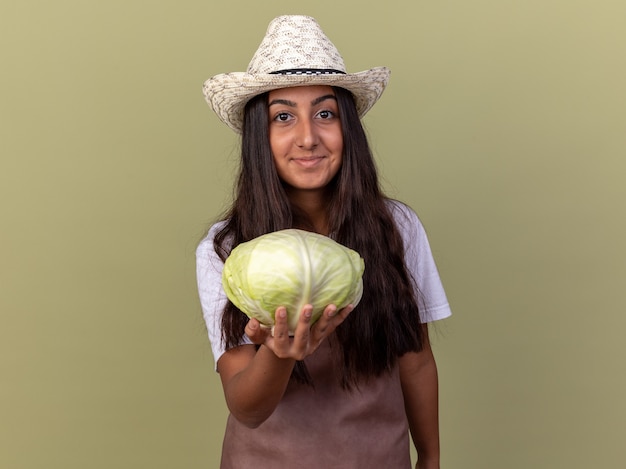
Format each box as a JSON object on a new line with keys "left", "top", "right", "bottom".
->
{"left": 222, "top": 229, "right": 364, "bottom": 333}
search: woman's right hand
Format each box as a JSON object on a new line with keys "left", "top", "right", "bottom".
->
{"left": 218, "top": 303, "right": 353, "bottom": 428}
{"left": 245, "top": 303, "right": 354, "bottom": 361}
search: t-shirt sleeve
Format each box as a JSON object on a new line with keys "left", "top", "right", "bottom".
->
{"left": 196, "top": 223, "right": 252, "bottom": 369}
{"left": 389, "top": 201, "right": 452, "bottom": 323}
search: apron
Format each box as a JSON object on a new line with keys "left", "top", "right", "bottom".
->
{"left": 219, "top": 339, "right": 411, "bottom": 468}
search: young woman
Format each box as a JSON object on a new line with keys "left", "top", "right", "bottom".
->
{"left": 196, "top": 15, "right": 452, "bottom": 469}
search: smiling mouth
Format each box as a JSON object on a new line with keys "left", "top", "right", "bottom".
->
{"left": 292, "top": 156, "right": 325, "bottom": 166}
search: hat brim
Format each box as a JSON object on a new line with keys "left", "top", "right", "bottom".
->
{"left": 203, "top": 67, "right": 390, "bottom": 133}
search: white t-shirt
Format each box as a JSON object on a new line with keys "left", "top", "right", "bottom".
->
{"left": 196, "top": 200, "right": 452, "bottom": 368}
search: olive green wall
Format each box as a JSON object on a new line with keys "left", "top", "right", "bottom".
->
{"left": 2, "top": 1, "right": 624, "bottom": 467}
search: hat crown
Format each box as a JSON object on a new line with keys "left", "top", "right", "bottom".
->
{"left": 246, "top": 15, "right": 347, "bottom": 74}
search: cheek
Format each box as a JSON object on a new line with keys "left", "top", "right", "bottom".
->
{"left": 331, "top": 136, "right": 344, "bottom": 161}
{"left": 331, "top": 127, "right": 344, "bottom": 153}
{"left": 268, "top": 132, "right": 288, "bottom": 158}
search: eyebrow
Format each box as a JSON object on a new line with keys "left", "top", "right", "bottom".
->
{"left": 268, "top": 94, "right": 337, "bottom": 107}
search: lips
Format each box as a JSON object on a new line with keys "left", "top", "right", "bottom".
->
{"left": 291, "top": 156, "right": 325, "bottom": 168}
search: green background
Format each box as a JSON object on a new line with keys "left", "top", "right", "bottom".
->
{"left": 2, "top": 1, "right": 625, "bottom": 467}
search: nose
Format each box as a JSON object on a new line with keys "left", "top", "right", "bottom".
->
{"left": 295, "top": 117, "right": 319, "bottom": 149}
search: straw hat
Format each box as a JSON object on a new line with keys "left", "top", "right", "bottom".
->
{"left": 203, "top": 15, "right": 390, "bottom": 133}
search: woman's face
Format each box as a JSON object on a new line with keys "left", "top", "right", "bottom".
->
{"left": 268, "top": 85, "right": 343, "bottom": 195}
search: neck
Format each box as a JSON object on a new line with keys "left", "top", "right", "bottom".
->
{"left": 287, "top": 188, "right": 330, "bottom": 235}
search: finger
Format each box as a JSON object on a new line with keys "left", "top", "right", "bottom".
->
{"left": 245, "top": 318, "right": 270, "bottom": 344}
{"left": 335, "top": 304, "right": 354, "bottom": 323}
{"left": 272, "top": 306, "right": 290, "bottom": 336}
{"left": 291, "top": 304, "right": 313, "bottom": 356}
{"left": 271, "top": 307, "right": 291, "bottom": 356}
{"left": 313, "top": 304, "right": 353, "bottom": 339}
{"left": 311, "top": 304, "right": 338, "bottom": 338}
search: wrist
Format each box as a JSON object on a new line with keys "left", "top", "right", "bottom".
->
{"left": 416, "top": 452, "right": 440, "bottom": 469}
{"left": 416, "top": 459, "right": 440, "bottom": 469}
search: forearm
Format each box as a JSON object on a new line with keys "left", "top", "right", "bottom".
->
{"left": 221, "top": 345, "right": 296, "bottom": 428}
{"left": 218, "top": 305, "right": 353, "bottom": 429}
{"left": 399, "top": 339, "right": 441, "bottom": 467}
{"left": 409, "top": 356, "right": 440, "bottom": 466}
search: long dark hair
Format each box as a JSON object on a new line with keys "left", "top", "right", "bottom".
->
{"left": 213, "top": 87, "right": 423, "bottom": 387}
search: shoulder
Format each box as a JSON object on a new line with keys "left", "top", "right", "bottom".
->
{"left": 385, "top": 199, "right": 426, "bottom": 239}
{"left": 386, "top": 201, "right": 452, "bottom": 322}
{"left": 196, "top": 220, "right": 229, "bottom": 263}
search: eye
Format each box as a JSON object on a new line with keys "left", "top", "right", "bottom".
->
{"left": 273, "top": 112, "right": 292, "bottom": 122}
{"left": 317, "top": 110, "right": 335, "bottom": 119}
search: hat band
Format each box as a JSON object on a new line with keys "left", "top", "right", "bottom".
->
{"left": 269, "top": 68, "right": 346, "bottom": 76}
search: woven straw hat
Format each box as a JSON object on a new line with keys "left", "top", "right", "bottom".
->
{"left": 203, "top": 15, "right": 391, "bottom": 133}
